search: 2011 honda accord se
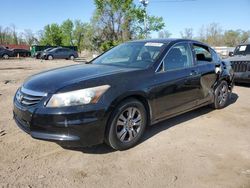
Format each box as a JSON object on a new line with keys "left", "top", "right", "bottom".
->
{"left": 13, "top": 39, "right": 234, "bottom": 150}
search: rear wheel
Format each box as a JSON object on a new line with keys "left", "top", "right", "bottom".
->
{"left": 69, "top": 55, "right": 75, "bottom": 60}
{"left": 2, "top": 54, "right": 9, "bottom": 59}
{"left": 212, "top": 80, "right": 229, "bottom": 109}
{"left": 106, "top": 98, "right": 147, "bottom": 150}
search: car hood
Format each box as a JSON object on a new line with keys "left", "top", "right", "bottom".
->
{"left": 23, "top": 64, "right": 138, "bottom": 93}
{"left": 225, "top": 54, "right": 250, "bottom": 62}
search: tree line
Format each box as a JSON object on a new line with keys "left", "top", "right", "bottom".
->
{"left": 0, "top": 1, "right": 249, "bottom": 51}
{"left": 177, "top": 23, "right": 250, "bottom": 47}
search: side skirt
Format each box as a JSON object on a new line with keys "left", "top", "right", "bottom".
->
{"left": 150, "top": 100, "right": 212, "bottom": 125}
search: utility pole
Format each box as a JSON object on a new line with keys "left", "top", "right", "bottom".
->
{"left": 140, "top": 0, "right": 149, "bottom": 38}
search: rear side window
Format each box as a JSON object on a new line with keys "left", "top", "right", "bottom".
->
{"left": 193, "top": 44, "right": 212, "bottom": 63}
{"left": 163, "top": 42, "right": 193, "bottom": 71}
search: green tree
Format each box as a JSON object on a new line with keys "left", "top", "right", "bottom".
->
{"left": 40, "top": 23, "right": 63, "bottom": 46}
{"left": 61, "top": 19, "right": 74, "bottom": 46}
{"left": 73, "top": 20, "right": 94, "bottom": 51}
{"left": 92, "top": 0, "right": 165, "bottom": 51}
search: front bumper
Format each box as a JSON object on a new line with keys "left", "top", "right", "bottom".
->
{"left": 234, "top": 71, "right": 250, "bottom": 83}
{"left": 13, "top": 99, "right": 109, "bottom": 147}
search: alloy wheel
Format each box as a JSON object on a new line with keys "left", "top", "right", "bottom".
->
{"left": 116, "top": 107, "right": 142, "bottom": 143}
{"left": 218, "top": 84, "right": 228, "bottom": 105}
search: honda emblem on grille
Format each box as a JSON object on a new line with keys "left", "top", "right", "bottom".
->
{"left": 17, "top": 92, "right": 24, "bottom": 103}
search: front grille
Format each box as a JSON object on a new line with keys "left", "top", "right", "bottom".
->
{"left": 16, "top": 87, "right": 47, "bottom": 106}
{"left": 231, "top": 61, "right": 250, "bottom": 72}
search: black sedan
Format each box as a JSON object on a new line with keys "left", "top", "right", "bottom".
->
{"left": 13, "top": 49, "right": 31, "bottom": 57}
{"left": 13, "top": 39, "right": 234, "bottom": 150}
{"left": 0, "top": 46, "right": 14, "bottom": 59}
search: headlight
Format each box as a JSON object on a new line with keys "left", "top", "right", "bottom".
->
{"left": 46, "top": 85, "right": 110, "bottom": 107}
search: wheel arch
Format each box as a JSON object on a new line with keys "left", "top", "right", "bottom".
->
{"left": 103, "top": 92, "right": 152, "bottom": 146}
{"left": 2, "top": 53, "right": 9, "bottom": 58}
{"left": 214, "top": 74, "right": 233, "bottom": 91}
{"left": 104, "top": 93, "right": 152, "bottom": 140}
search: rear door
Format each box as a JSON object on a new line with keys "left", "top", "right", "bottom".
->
{"left": 151, "top": 42, "right": 201, "bottom": 121}
{"left": 191, "top": 43, "right": 218, "bottom": 104}
{"left": 57, "top": 48, "right": 66, "bottom": 58}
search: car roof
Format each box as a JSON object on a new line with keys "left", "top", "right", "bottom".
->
{"left": 127, "top": 38, "right": 210, "bottom": 47}
{"left": 53, "top": 47, "right": 71, "bottom": 50}
{"left": 237, "top": 43, "right": 250, "bottom": 46}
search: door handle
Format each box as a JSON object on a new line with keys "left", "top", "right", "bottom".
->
{"left": 190, "top": 70, "right": 199, "bottom": 76}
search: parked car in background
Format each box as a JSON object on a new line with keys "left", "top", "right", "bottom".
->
{"left": 35, "top": 47, "right": 53, "bottom": 59}
{"left": 30, "top": 45, "right": 77, "bottom": 57}
{"left": 13, "top": 49, "right": 31, "bottom": 57}
{"left": 0, "top": 46, "right": 14, "bottom": 59}
{"left": 13, "top": 39, "right": 234, "bottom": 150}
{"left": 41, "top": 47, "right": 78, "bottom": 60}
{"left": 226, "top": 43, "right": 250, "bottom": 83}
{"left": 0, "top": 46, "right": 31, "bottom": 59}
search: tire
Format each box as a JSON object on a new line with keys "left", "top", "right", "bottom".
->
{"left": 2, "top": 54, "right": 9, "bottom": 59}
{"left": 212, "top": 80, "right": 229, "bottom": 109}
{"left": 69, "top": 55, "right": 75, "bottom": 60}
{"left": 47, "top": 55, "right": 53, "bottom": 60}
{"left": 106, "top": 98, "right": 147, "bottom": 150}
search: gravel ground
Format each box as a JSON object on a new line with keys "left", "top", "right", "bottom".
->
{"left": 0, "top": 58, "right": 250, "bottom": 188}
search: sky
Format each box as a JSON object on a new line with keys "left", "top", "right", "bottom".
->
{"left": 0, "top": 0, "right": 249, "bottom": 38}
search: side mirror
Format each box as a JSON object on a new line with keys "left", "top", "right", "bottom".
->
{"left": 228, "top": 52, "right": 234, "bottom": 57}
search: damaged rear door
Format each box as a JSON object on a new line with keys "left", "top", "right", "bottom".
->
{"left": 191, "top": 43, "right": 218, "bottom": 104}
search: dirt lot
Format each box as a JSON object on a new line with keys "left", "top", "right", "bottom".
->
{"left": 0, "top": 58, "right": 250, "bottom": 188}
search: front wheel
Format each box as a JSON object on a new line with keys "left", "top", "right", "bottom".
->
{"left": 106, "top": 98, "right": 147, "bottom": 150}
{"left": 2, "top": 54, "right": 9, "bottom": 59}
{"left": 212, "top": 80, "right": 229, "bottom": 109}
{"left": 47, "top": 55, "right": 53, "bottom": 60}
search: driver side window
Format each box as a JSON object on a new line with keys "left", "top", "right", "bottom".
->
{"left": 163, "top": 43, "right": 193, "bottom": 71}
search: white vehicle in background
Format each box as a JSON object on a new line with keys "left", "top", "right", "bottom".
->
{"left": 213, "top": 46, "right": 235, "bottom": 58}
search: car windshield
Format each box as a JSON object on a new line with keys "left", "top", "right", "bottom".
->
{"left": 92, "top": 42, "right": 166, "bottom": 68}
{"left": 50, "top": 48, "right": 60, "bottom": 52}
{"left": 44, "top": 48, "right": 53, "bottom": 52}
{"left": 234, "top": 45, "right": 250, "bottom": 55}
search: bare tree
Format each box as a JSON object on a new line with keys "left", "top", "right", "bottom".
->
{"left": 10, "top": 24, "right": 18, "bottom": 44}
{"left": 205, "top": 23, "right": 223, "bottom": 46}
{"left": 158, "top": 29, "right": 171, "bottom": 38}
{"left": 180, "top": 28, "right": 193, "bottom": 39}
{"left": 23, "top": 29, "right": 37, "bottom": 45}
